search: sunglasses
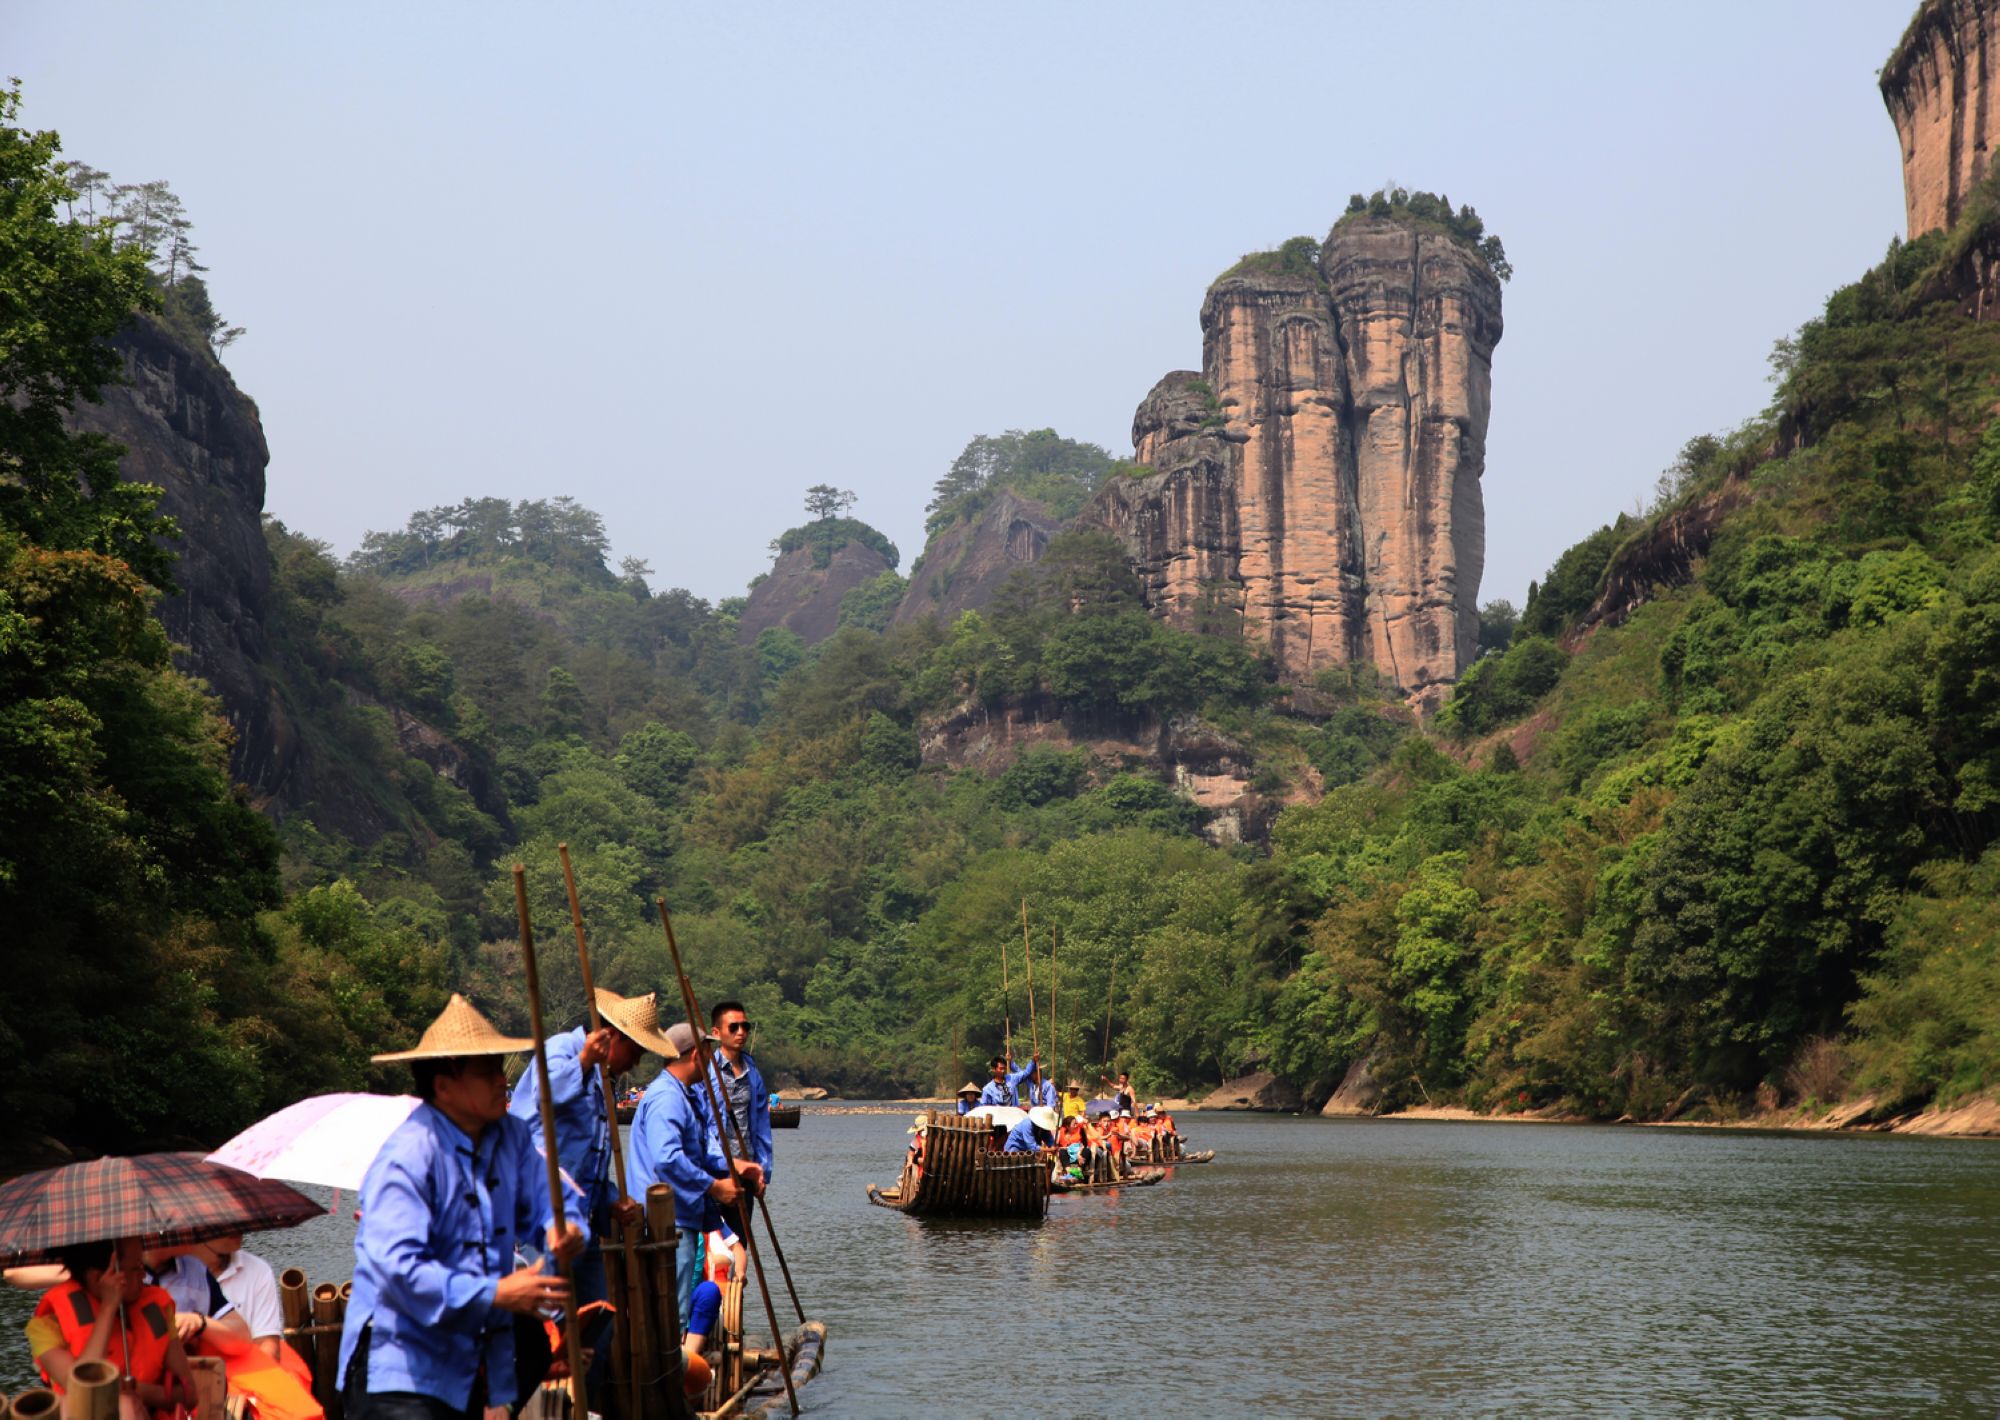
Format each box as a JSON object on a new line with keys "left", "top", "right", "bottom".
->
{"left": 720, "top": 1020, "right": 754, "bottom": 1033}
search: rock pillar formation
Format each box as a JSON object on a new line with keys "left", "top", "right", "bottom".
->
{"left": 1882, "top": 0, "right": 2000, "bottom": 238}
{"left": 1083, "top": 214, "right": 1503, "bottom": 706}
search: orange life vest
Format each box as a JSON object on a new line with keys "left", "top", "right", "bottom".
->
{"left": 34, "top": 1281, "right": 175, "bottom": 1390}
{"left": 195, "top": 1338, "right": 323, "bottom": 1420}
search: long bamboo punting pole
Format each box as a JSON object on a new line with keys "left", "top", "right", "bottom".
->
{"left": 1102, "top": 961, "right": 1116, "bottom": 1071}
{"left": 557, "top": 843, "right": 644, "bottom": 1420}
{"left": 998, "top": 929, "right": 1013, "bottom": 1068}
{"left": 513, "top": 866, "right": 589, "bottom": 1420}
{"left": 1050, "top": 925, "right": 1058, "bottom": 1104}
{"left": 655, "top": 898, "right": 800, "bottom": 1417}
{"left": 1019, "top": 900, "right": 1039, "bottom": 1067}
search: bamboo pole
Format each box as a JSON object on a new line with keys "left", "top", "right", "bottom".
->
{"left": 557, "top": 842, "right": 646, "bottom": 1420}
{"left": 640, "top": 1185, "right": 691, "bottom": 1420}
{"left": 310, "top": 1284, "right": 340, "bottom": 1419}
{"left": 1102, "top": 961, "right": 1116, "bottom": 1071}
{"left": 1020, "top": 900, "right": 1039, "bottom": 1072}
{"left": 1050, "top": 925, "right": 1059, "bottom": 1107}
{"left": 277, "top": 1268, "right": 311, "bottom": 1373}
{"left": 654, "top": 898, "right": 799, "bottom": 1417}
{"left": 998, "top": 929, "right": 1013, "bottom": 1069}
{"left": 513, "top": 866, "right": 589, "bottom": 1420}
{"left": 68, "top": 1361, "right": 119, "bottom": 1420}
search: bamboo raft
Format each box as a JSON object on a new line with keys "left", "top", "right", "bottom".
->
{"left": 866, "top": 1111, "right": 1051, "bottom": 1219}
{"left": 270, "top": 1185, "right": 825, "bottom": 1420}
{"left": 1051, "top": 1167, "right": 1166, "bottom": 1193}
{"left": 769, "top": 1105, "right": 801, "bottom": 1129}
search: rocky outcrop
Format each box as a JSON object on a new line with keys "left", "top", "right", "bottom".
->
{"left": 1201, "top": 1071, "right": 1303, "bottom": 1112}
{"left": 1320, "top": 1054, "right": 1383, "bottom": 1116}
{"left": 892, "top": 489, "right": 1060, "bottom": 627}
{"left": 66, "top": 315, "right": 296, "bottom": 800}
{"left": 1883, "top": 0, "right": 2000, "bottom": 238}
{"left": 737, "top": 540, "right": 892, "bottom": 645}
{"left": 1082, "top": 215, "right": 1503, "bottom": 708}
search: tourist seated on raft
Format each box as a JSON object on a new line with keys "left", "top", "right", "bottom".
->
{"left": 905, "top": 1113, "right": 929, "bottom": 1177}
{"left": 1003, "top": 1106, "right": 1059, "bottom": 1154}
{"left": 1060, "top": 1081, "right": 1087, "bottom": 1119}
{"left": 678, "top": 1278, "right": 722, "bottom": 1399}
{"left": 955, "top": 1082, "right": 983, "bottom": 1116}
{"left": 144, "top": 1236, "right": 322, "bottom": 1420}
{"left": 29, "top": 1238, "right": 199, "bottom": 1420}
{"left": 980, "top": 1054, "right": 1038, "bottom": 1108}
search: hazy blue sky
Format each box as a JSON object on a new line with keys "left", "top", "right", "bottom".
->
{"left": 16, "top": 1, "right": 1911, "bottom": 609}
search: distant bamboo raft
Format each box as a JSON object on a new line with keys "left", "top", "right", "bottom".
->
{"left": 866, "top": 1111, "right": 1051, "bottom": 1219}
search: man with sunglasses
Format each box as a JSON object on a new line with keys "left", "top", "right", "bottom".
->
{"left": 704, "top": 1001, "right": 776, "bottom": 1194}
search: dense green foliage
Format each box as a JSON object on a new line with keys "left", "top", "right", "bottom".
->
{"left": 923, "top": 429, "right": 1117, "bottom": 535}
{"left": 0, "top": 89, "right": 447, "bottom": 1152}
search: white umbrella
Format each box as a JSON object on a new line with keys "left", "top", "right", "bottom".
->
{"left": 966, "top": 1105, "right": 1026, "bottom": 1132}
{"left": 207, "top": 1092, "right": 421, "bottom": 1193}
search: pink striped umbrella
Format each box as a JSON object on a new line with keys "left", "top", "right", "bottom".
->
{"left": 206, "top": 1092, "right": 422, "bottom": 1193}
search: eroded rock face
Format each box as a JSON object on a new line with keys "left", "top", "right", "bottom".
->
{"left": 67, "top": 315, "right": 295, "bottom": 800}
{"left": 1082, "top": 216, "right": 1502, "bottom": 706}
{"left": 737, "top": 539, "right": 892, "bottom": 645}
{"left": 892, "top": 489, "right": 1061, "bottom": 627}
{"left": 1202, "top": 1071, "right": 1303, "bottom": 1112}
{"left": 1882, "top": 0, "right": 2000, "bottom": 238}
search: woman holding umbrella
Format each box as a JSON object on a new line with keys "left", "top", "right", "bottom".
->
{"left": 27, "top": 1237, "right": 198, "bottom": 1420}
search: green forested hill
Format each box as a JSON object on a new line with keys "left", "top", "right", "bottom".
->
{"left": 8, "top": 82, "right": 2000, "bottom": 1155}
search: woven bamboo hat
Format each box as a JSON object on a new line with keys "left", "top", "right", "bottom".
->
{"left": 594, "top": 988, "right": 680, "bottom": 1060}
{"left": 372, "top": 993, "right": 533, "bottom": 1063}
{"left": 956, "top": 1081, "right": 983, "bottom": 1097}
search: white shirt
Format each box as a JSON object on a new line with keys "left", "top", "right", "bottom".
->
{"left": 213, "top": 1250, "right": 284, "bottom": 1341}
{"left": 152, "top": 1255, "right": 231, "bottom": 1319}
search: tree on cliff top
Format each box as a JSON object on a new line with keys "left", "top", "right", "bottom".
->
{"left": 925, "top": 428, "right": 1115, "bottom": 535}
{"left": 1342, "top": 187, "right": 1511, "bottom": 281}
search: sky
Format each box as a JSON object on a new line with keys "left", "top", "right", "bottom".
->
{"left": 14, "top": 1, "right": 1913, "bottom": 609}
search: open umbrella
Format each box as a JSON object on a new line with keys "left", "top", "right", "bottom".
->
{"left": 207, "top": 1091, "right": 420, "bottom": 1192}
{"left": 0, "top": 1154, "right": 322, "bottom": 1266}
{"left": 967, "top": 1105, "right": 1027, "bottom": 1131}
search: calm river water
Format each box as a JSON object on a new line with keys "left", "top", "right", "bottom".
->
{"left": 6, "top": 1111, "right": 1998, "bottom": 1416}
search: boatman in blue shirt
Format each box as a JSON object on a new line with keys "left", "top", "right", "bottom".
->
{"left": 339, "top": 994, "right": 588, "bottom": 1420}
{"left": 1025, "top": 1064, "right": 1058, "bottom": 1112}
{"left": 979, "top": 1054, "right": 1038, "bottom": 1108}
{"left": 507, "top": 988, "right": 677, "bottom": 1415}
{"left": 626, "top": 1021, "right": 764, "bottom": 1319}
{"left": 704, "top": 1000, "right": 774, "bottom": 1192}
{"left": 1003, "top": 1105, "right": 1060, "bottom": 1153}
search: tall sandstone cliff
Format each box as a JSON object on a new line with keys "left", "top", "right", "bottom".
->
{"left": 1883, "top": 0, "right": 2000, "bottom": 239}
{"left": 67, "top": 315, "right": 298, "bottom": 797}
{"left": 1082, "top": 215, "right": 1502, "bottom": 705}
{"left": 892, "top": 489, "right": 1061, "bottom": 628}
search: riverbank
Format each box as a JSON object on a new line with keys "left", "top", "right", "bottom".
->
{"left": 1361, "top": 1095, "right": 2000, "bottom": 1139}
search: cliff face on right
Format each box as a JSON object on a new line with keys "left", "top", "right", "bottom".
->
{"left": 1081, "top": 213, "right": 1502, "bottom": 707}
{"left": 1883, "top": 0, "right": 2000, "bottom": 239}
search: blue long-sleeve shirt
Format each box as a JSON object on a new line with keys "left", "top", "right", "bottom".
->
{"left": 338, "top": 1103, "right": 587, "bottom": 1410}
{"left": 1003, "top": 1116, "right": 1051, "bottom": 1153}
{"left": 703, "top": 1048, "right": 775, "bottom": 1186}
{"left": 508, "top": 1027, "right": 613, "bottom": 1222}
{"left": 1028, "top": 1077, "right": 1057, "bottom": 1109}
{"left": 625, "top": 1073, "right": 729, "bottom": 1231}
{"left": 979, "top": 1059, "right": 1035, "bottom": 1108}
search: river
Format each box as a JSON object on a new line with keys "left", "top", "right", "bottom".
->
{"left": 5, "top": 1111, "right": 1998, "bottom": 1416}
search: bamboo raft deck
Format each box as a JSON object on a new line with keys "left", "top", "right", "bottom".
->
{"left": 866, "top": 1110, "right": 1051, "bottom": 1219}
{"left": 1051, "top": 1167, "right": 1166, "bottom": 1193}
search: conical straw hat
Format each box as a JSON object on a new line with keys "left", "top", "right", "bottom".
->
{"left": 594, "top": 988, "right": 680, "bottom": 1059}
{"left": 957, "top": 1081, "right": 983, "bottom": 1096}
{"left": 372, "top": 993, "right": 534, "bottom": 1063}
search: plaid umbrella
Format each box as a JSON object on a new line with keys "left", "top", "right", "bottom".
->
{"left": 0, "top": 1152, "right": 323, "bottom": 1266}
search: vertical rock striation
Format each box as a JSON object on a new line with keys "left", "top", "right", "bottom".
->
{"left": 1082, "top": 214, "right": 1503, "bottom": 705}
{"left": 67, "top": 314, "right": 297, "bottom": 797}
{"left": 1882, "top": 0, "right": 2000, "bottom": 239}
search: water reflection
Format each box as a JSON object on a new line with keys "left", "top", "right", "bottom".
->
{"left": 5, "top": 1116, "right": 1997, "bottom": 1416}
